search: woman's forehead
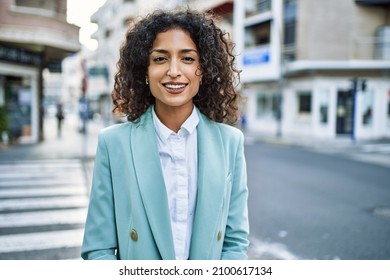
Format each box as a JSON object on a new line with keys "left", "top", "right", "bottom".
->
{"left": 151, "top": 28, "right": 197, "bottom": 50}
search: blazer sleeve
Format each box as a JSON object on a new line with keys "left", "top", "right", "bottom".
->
{"left": 221, "top": 131, "right": 250, "bottom": 260}
{"left": 81, "top": 132, "right": 118, "bottom": 260}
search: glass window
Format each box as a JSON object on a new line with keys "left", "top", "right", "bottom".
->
{"left": 319, "top": 90, "right": 329, "bottom": 124}
{"left": 245, "top": 21, "right": 271, "bottom": 48}
{"left": 283, "top": 0, "right": 297, "bottom": 45}
{"left": 256, "top": 95, "right": 268, "bottom": 117}
{"left": 245, "top": 0, "right": 272, "bottom": 17}
{"left": 283, "top": 0, "right": 297, "bottom": 61}
{"left": 4, "top": 76, "right": 32, "bottom": 142}
{"left": 15, "top": 0, "right": 55, "bottom": 11}
{"left": 105, "top": 29, "right": 112, "bottom": 38}
{"left": 387, "top": 95, "right": 390, "bottom": 127}
{"left": 297, "top": 91, "right": 312, "bottom": 115}
{"left": 256, "top": 92, "right": 281, "bottom": 119}
{"left": 362, "top": 90, "right": 374, "bottom": 126}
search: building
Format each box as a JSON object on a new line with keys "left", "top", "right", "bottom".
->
{"left": 0, "top": 0, "right": 80, "bottom": 144}
{"left": 234, "top": 0, "right": 390, "bottom": 141}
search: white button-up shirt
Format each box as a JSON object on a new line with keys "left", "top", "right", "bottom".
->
{"left": 152, "top": 106, "right": 199, "bottom": 260}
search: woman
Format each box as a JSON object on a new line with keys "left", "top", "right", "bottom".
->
{"left": 81, "top": 9, "right": 249, "bottom": 260}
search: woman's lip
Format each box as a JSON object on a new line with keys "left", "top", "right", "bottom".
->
{"left": 163, "top": 83, "right": 187, "bottom": 94}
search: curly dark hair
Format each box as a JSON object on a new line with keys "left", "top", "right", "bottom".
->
{"left": 113, "top": 9, "right": 241, "bottom": 124}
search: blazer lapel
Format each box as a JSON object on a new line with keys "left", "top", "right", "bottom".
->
{"left": 131, "top": 108, "right": 175, "bottom": 259}
{"left": 190, "top": 112, "right": 226, "bottom": 259}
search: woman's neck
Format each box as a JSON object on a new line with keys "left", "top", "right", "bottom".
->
{"left": 154, "top": 104, "right": 194, "bottom": 133}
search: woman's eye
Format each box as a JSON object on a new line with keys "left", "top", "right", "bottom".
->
{"left": 153, "top": 57, "right": 167, "bottom": 63}
{"left": 182, "top": 57, "right": 195, "bottom": 62}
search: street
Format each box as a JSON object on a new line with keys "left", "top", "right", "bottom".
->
{"left": 246, "top": 140, "right": 390, "bottom": 260}
{"left": 0, "top": 117, "right": 389, "bottom": 259}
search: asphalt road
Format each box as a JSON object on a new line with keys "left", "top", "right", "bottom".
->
{"left": 245, "top": 141, "right": 390, "bottom": 260}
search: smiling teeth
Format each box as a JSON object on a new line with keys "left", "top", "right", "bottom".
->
{"left": 165, "top": 84, "right": 185, "bottom": 89}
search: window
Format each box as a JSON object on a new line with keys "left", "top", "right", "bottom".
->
{"left": 256, "top": 92, "right": 281, "bottom": 119}
{"left": 257, "top": 95, "right": 267, "bottom": 117}
{"left": 376, "top": 26, "right": 390, "bottom": 60}
{"left": 319, "top": 90, "right": 329, "bottom": 124}
{"left": 387, "top": 95, "right": 390, "bottom": 126}
{"left": 283, "top": 0, "right": 297, "bottom": 61}
{"left": 105, "top": 29, "right": 112, "bottom": 38}
{"left": 362, "top": 90, "right": 374, "bottom": 126}
{"left": 15, "top": 0, "right": 55, "bottom": 11}
{"left": 245, "top": 0, "right": 272, "bottom": 17}
{"left": 245, "top": 21, "right": 271, "bottom": 48}
{"left": 297, "top": 91, "right": 312, "bottom": 115}
{"left": 123, "top": 17, "right": 133, "bottom": 28}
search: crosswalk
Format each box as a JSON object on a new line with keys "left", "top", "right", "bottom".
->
{"left": 0, "top": 159, "right": 89, "bottom": 260}
{"left": 348, "top": 144, "right": 390, "bottom": 168}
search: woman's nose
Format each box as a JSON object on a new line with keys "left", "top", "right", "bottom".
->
{"left": 167, "top": 59, "right": 181, "bottom": 78}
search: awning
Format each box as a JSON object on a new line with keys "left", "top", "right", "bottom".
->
{"left": 355, "top": 0, "right": 390, "bottom": 5}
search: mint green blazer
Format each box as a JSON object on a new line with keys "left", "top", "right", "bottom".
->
{"left": 81, "top": 107, "right": 249, "bottom": 260}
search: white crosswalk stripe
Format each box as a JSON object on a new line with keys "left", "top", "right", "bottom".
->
{"left": 0, "top": 229, "right": 84, "bottom": 253}
{"left": 360, "top": 144, "right": 390, "bottom": 154}
{"left": 0, "top": 159, "right": 90, "bottom": 259}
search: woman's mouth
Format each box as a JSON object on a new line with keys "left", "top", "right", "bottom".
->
{"left": 163, "top": 83, "right": 187, "bottom": 94}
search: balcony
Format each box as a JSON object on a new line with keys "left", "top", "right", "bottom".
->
{"left": 0, "top": 2, "right": 80, "bottom": 66}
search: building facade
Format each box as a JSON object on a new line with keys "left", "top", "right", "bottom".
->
{"left": 0, "top": 0, "right": 80, "bottom": 144}
{"left": 234, "top": 0, "right": 390, "bottom": 141}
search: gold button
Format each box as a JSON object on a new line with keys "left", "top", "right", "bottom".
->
{"left": 130, "top": 229, "right": 138, "bottom": 241}
{"left": 217, "top": 230, "right": 222, "bottom": 241}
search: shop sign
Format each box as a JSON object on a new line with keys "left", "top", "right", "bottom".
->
{"left": 0, "top": 44, "right": 42, "bottom": 66}
{"left": 243, "top": 46, "right": 270, "bottom": 66}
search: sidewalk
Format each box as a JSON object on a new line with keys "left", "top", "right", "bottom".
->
{"left": 0, "top": 113, "right": 105, "bottom": 162}
{"left": 244, "top": 130, "right": 390, "bottom": 168}
{"left": 0, "top": 114, "right": 107, "bottom": 188}
{"left": 1, "top": 118, "right": 389, "bottom": 165}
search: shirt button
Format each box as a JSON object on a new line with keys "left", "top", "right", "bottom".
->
{"left": 130, "top": 229, "right": 138, "bottom": 241}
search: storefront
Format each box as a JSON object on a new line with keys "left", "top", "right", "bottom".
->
{"left": 245, "top": 77, "right": 390, "bottom": 141}
{"left": 0, "top": 45, "right": 41, "bottom": 144}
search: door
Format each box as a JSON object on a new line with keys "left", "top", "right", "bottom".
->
{"left": 336, "top": 90, "right": 354, "bottom": 135}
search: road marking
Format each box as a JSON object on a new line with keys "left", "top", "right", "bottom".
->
{"left": 0, "top": 208, "right": 87, "bottom": 227}
{"left": 0, "top": 229, "right": 84, "bottom": 253}
{"left": 361, "top": 144, "right": 390, "bottom": 153}
{"left": 0, "top": 159, "right": 89, "bottom": 259}
{"left": 0, "top": 186, "right": 86, "bottom": 198}
{"left": 0, "top": 179, "right": 84, "bottom": 187}
{"left": 248, "top": 237, "right": 300, "bottom": 260}
{"left": 348, "top": 154, "right": 390, "bottom": 168}
{"left": 0, "top": 170, "right": 83, "bottom": 180}
{"left": 0, "top": 196, "right": 88, "bottom": 211}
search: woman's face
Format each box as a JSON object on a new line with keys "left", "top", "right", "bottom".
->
{"left": 147, "top": 28, "right": 202, "bottom": 115}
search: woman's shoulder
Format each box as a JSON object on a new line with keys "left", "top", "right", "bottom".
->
{"left": 98, "top": 121, "right": 136, "bottom": 140}
{"left": 214, "top": 121, "right": 244, "bottom": 141}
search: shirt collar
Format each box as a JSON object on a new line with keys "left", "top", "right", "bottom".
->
{"left": 152, "top": 106, "right": 199, "bottom": 144}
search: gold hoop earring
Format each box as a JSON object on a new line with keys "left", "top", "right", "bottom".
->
{"left": 145, "top": 77, "right": 149, "bottom": 85}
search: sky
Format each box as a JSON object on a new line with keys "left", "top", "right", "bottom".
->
{"left": 66, "top": 0, "right": 106, "bottom": 50}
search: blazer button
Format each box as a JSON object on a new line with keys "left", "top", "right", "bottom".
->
{"left": 130, "top": 229, "right": 138, "bottom": 241}
{"left": 217, "top": 230, "right": 222, "bottom": 241}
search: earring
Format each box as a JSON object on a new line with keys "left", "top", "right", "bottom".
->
{"left": 145, "top": 77, "right": 149, "bottom": 85}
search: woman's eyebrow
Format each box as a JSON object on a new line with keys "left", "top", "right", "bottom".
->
{"left": 150, "top": 48, "right": 198, "bottom": 54}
